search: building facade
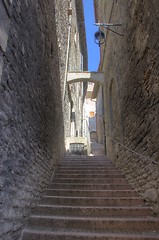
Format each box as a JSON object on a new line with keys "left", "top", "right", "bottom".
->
{"left": 94, "top": 0, "right": 159, "bottom": 213}
{"left": 55, "top": 0, "right": 87, "bottom": 140}
{"left": 0, "top": 0, "right": 87, "bottom": 239}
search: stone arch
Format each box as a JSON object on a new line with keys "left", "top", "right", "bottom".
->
{"left": 67, "top": 72, "right": 104, "bottom": 85}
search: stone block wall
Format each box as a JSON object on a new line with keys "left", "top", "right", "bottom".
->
{"left": 68, "top": 0, "right": 88, "bottom": 138}
{"left": 0, "top": 0, "right": 12, "bottom": 81}
{"left": 54, "top": 0, "right": 71, "bottom": 138}
{"left": 96, "top": 86, "right": 105, "bottom": 145}
{"left": 95, "top": 0, "right": 159, "bottom": 213}
{"left": 0, "top": 0, "right": 64, "bottom": 239}
{"left": 55, "top": 0, "right": 87, "bottom": 139}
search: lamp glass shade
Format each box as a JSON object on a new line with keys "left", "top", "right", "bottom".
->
{"left": 94, "top": 30, "right": 105, "bottom": 41}
{"left": 94, "top": 29, "right": 105, "bottom": 46}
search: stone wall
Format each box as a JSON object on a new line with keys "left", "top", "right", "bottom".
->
{"left": 0, "top": 0, "right": 13, "bottom": 81}
{"left": 0, "top": 0, "right": 64, "bottom": 239}
{"left": 96, "top": 86, "right": 105, "bottom": 145}
{"left": 0, "top": 0, "right": 88, "bottom": 238}
{"left": 95, "top": 0, "right": 159, "bottom": 213}
{"left": 69, "top": 0, "right": 87, "bottom": 138}
{"left": 68, "top": 0, "right": 83, "bottom": 137}
{"left": 54, "top": 0, "right": 71, "bottom": 138}
{"left": 55, "top": 0, "right": 87, "bottom": 139}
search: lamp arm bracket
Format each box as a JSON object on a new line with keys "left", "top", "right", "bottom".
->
{"left": 94, "top": 22, "right": 122, "bottom": 27}
{"left": 94, "top": 23, "right": 124, "bottom": 37}
{"left": 104, "top": 26, "right": 124, "bottom": 37}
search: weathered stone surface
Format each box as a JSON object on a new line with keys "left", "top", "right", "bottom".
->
{"left": 0, "top": 0, "right": 88, "bottom": 239}
{"left": 143, "top": 188, "right": 158, "bottom": 202}
{"left": 95, "top": 0, "right": 159, "bottom": 213}
{"left": 0, "top": 1, "right": 11, "bottom": 52}
{"left": 0, "top": 0, "right": 64, "bottom": 239}
{"left": 1, "top": 222, "right": 13, "bottom": 234}
{"left": 21, "top": 156, "right": 159, "bottom": 240}
{"left": 55, "top": 0, "right": 87, "bottom": 139}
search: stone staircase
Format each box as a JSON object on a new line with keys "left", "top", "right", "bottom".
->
{"left": 21, "top": 156, "right": 159, "bottom": 240}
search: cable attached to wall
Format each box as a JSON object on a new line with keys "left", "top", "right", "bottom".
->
{"left": 105, "top": 135, "right": 159, "bottom": 166}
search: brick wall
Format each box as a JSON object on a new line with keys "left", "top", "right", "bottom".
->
{"left": 95, "top": 0, "right": 159, "bottom": 213}
{"left": 0, "top": 0, "right": 64, "bottom": 239}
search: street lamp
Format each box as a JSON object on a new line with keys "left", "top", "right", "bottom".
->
{"left": 94, "top": 29, "right": 105, "bottom": 47}
{"left": 94, "top": 22, "right": 123, "bottom": 47}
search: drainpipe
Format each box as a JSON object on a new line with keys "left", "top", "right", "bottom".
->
{"left": 63, "top": 7, "right": 72, "bottom": 102}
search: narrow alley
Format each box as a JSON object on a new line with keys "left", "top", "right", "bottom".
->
{"left": 0, "top": 0, "right": 159, "bottom": 239}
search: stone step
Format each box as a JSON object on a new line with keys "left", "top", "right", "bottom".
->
{"left": 44, "top": 189, "right": 138, "bottom": 197}
{"left": 60, "top": 161, "right": 112, "bottom": 164}
{"left": 57, "top": 166, "right": 118, "bottom": 170}
{"left": 64, "top": 156, "right": 107, "bottom": 158}
{"left": 40, "top": 196, "right": 144, "bottom": 207}
{"left": 21, "top": 156, "right": 159, "bottom": 240}
{"left": 54, "top": 173, "right": 124, "bottom": 178}
{"left": 55, "top": 169, "right": 121, "bottom": 174}
{"left": 27, "top": 215, "right": 159, "bottom": 232}
{"left": 63, "top": 159, "right": 109, "bottom": 162}
{"left": 71, "top": 158, "right": 109, "bottom": 160}
{"left": 22, "top": 229, "right": 159, "bottom": 240}
{"left": 47, "top": 183, "right": 132, "bottom": 190}
{"left": 34, "top": 205, "right": 153, "bottom": 218}
{"left": 61, "top": 157, "right": 109, "bottom": 160}
{"left": 59, "top": 163, "right": 117, "bottom": 170}
{"left": 63, "top": 157, "right": 108, "bottom": 161}
{"left": 59, "top": 163, "right": 115, "bottom": 167}
{"left": 52, "top": 177, "right": 128, "bottom": 184}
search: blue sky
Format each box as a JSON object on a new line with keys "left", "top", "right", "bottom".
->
{"left": 83, "top": 0, "right": 100, "bottom": 71}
